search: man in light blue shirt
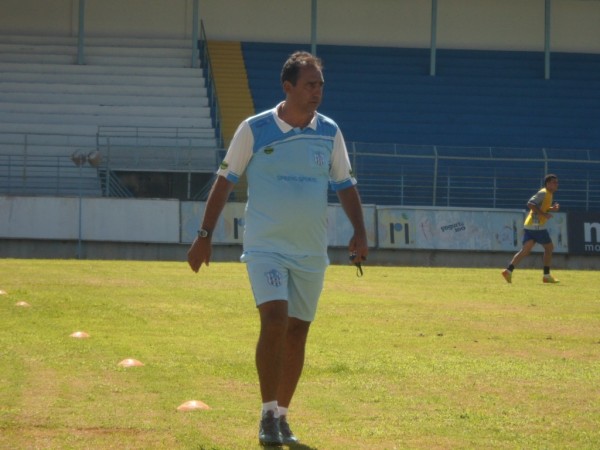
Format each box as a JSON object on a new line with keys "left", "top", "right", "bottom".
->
{"left": 188, "top": 51, "right": 368, "bottom": 446}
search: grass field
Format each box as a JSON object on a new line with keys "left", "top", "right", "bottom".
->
{"left": 1, "top": 259, "right": 599, "bottom": 449}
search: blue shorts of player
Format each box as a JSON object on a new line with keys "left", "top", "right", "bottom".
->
{"left": 523, "top": 229, "right": 552, "bottom": 245}
{"left": 241, "top": 251, "right": 328, "bottom": 322}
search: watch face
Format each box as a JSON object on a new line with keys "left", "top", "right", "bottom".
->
{"left": 198, "top": 229, "right": 208, "bottom": 238}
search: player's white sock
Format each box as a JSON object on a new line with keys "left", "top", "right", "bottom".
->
{"left": 262, "top": 400, "right": 279, "bottom": 417}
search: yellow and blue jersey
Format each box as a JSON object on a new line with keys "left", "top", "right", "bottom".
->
{"left": 524, "top": 187, "right": 553, "bottom": 230}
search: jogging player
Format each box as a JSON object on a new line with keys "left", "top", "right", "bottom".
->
{"left": 502, "top": 174, "right": 560, "bottom": 284}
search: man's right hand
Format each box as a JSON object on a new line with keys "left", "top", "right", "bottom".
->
{"left": 187, "top": 237, "right": 212, "bottom": 272}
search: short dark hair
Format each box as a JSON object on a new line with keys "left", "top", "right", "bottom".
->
{"left": 281, "top": 51, "right": 323, "bottom": 86}
{"left": 544, "top": 174, "right": 558, "bottom": 185}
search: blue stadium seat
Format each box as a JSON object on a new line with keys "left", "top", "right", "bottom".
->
{"left": 241, "top": 43, "right": 600, "bottom": 209}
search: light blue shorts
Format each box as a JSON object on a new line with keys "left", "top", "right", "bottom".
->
{"left": 241, "top": 251, "right": 328, "bottom": 322}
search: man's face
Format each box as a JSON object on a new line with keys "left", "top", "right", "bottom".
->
{"left": 284, "top": 64, "right": 324, "bottom": 114}
{"left": 546, "top": 178, "right": 559, "bottom": 193}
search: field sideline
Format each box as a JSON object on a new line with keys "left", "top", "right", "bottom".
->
{"left": 1, "top": 259, "right": 599, "bottom": 449}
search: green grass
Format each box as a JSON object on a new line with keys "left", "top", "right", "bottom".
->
{"left": 1, "top": 259, "right": 599, "bottom": 449}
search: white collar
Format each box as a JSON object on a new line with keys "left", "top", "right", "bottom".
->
{"left": 272, "top": 102, "right": 318, "bottom": 132}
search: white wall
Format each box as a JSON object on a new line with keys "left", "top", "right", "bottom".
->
{"left": 0, "top": 0, "right": 75, "bottom": 36}
{"left": 0, "top": 0, "right": 195, "bottom": 39}
{"left": 437, "top": 0, "right": 545, "bottom": 51}
{"left": 0, "top": 196, "right": 180, "bottom": 243}
{"left": 0, "top": 0, "right": 598, "bottom": 52}
{"left": 553, "top": 0, "right": 600, "bottom": 53}
{"left": 0, "top": 195, "right": 568, "bottom": 254}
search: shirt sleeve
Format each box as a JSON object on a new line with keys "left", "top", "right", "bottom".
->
{"left": 528, "top": 189, "right": 545, "bottom": 208}
{"left": 329, "top": 128, "right": 357, "bottom": 191}
{"left": 216, "top": 121, "right": 254, "bottom": 184}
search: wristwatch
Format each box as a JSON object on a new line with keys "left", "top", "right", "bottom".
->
{"left": 197, "top": 228, "right": 211, "bottom": 238}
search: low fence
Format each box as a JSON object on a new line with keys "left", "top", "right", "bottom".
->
{"left": 1, "top": 132, "right": 599, "bottom": 211}
{"left": 1, "top": 195, "right": 599, "bottom": 269}
{"left": 343, "top": 143, "right": 600, "bottom": 211}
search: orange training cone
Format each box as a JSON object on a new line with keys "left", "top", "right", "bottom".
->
{"left": 70, "top": 331, "right": 90, "bottom": 338}
{"left": 118, "top": 358, "right": 144, "bottom": 367}
{"left": 177, "top": 400, "right": 211, "bottom": 411}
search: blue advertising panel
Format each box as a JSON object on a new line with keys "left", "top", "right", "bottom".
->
{"left": 567, "top": 212, "right": 600, "bottom": 255}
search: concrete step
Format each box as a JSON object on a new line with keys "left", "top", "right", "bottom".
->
{"left": 0, "top": 34, "right": 220, "bottom": 168}
{"left": 0, "top": 35, "right": 191, "bottom": 49}
{"left": 0, "top": 50, "right": 192, "bottom": 68}
{"left": 0, "top": 53, "right": 77, "bottom": 65}
{"left": 0, "top": 112, "right": 212, "bottom": 128}
{"left": 85, "top": 36, "right": 191, "bottom": 49}
{"left": 96, "top": 126, "right": 217, "bottom": 139}
{"left": 84, "top": 55, "right": 191, "bottom": 67}
{"left": 0, "top": 34, "right": 199, "bottom": 68}
{"left": 0, "top": 70, "right": 203, "bottom": 87}
{"left": 0, "top": 129, "right": 219, "bottom": 157}
{"left": 105, "top": 148, "right": 219, "bottom": 171}
{"left": 0, "top": 129, "right": 217, "bottom": 144}
{"left": 0, "top": 62, "right": 202, "bottom": 78}
{"left": 0, "top": 143, "right": 97, "bottom": 157}
{"left": 0, "top": 35, "right": 76, "bottom": 46}
{"left": 0, "top": 92, "right": 208, "bottom": 107}
{"left": 0, "top": 142, "right": 217, "bottom": 157}
{"left": 0, "top": 81, "right": 206, "bottom": 97}
{"left": 0, "top": 140, "right": 218, "bottom": 156}
{"left": 0, "top": 102, "right": 210, "bottom": 118}
{"left": 0, "top": 132, "right": 98, "bottom": 146}
{"left": 0, "top": 43, "right": 192, "bottom": 57}
{"left": 0, "top": 122, "right": 100, "bottom": 135}
{"left": 0, "top": 123, "right": 217, "bottom": 139}
{"left": 98, "top": 137, "right": 218, "bottom": 147}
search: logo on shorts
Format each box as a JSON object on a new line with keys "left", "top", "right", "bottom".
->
{"left": 264, "top": 269, "right": 282, "bottom": 287}
{"left": 264, "top": 147, "right": 274, "bottom": 155}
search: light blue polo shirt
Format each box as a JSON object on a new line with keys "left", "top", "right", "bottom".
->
{"left": 217, "top": 104, "right": 356, "bottom": 257}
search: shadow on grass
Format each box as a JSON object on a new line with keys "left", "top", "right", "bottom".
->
{"left": 257, "top": 444, "right": 318, "bottom": 449}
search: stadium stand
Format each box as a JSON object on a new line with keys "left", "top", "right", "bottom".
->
{"left": 205, "top": 41, "right": 254, "bottom": 146}
{"left": 2, "top": 35, "right": 598, "bottom": 209}
{"left": 242, "top": 42, "right": 600, "bottom": 149}
{"left": 241, "top": 42, "right": 600, "bottom": 210}
{"left": 0, "top": 34, "right": 219, "bottom": 197}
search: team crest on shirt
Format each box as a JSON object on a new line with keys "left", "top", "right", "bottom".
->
{"left": 220, "top": 161, "right": 229, "bottom": 170}
{"left": 264, "top": 147, "right": 274, "bottom": 154}
{"left": 313, "top": 151, "right": 325, "bottom": 167}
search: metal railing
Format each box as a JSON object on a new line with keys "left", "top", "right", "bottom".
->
{"left": 199, "top": 20, "right": 224, "bottom": 148}
{"left": 2, "top": 135, "right": 599, "bottom": 211}
{"left": 0, "top": 154, "right": 101, "bottom": 197}
{"left": 339, "top": 143, "right": 600, "bottom": 211}
{"left": 0, "top": 127, "right": 221, "bottom": 198}
{"left": 96, "top": 126, "right": 220, "bottom": 171}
